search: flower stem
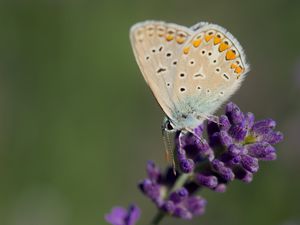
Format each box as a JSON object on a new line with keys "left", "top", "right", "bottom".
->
{"left": 170, "top": 173, "right": 191, "bottom": 192}
{"left": 149, "top": 211, "right": 165, "bottom": 225}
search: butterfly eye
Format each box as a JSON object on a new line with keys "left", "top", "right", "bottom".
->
{"left": 164, "top": 120, "right": 174, "bottom": 131}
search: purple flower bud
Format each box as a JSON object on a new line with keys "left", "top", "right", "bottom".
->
{"left": 235, "top": 169, "right": 253, "bottom": 183}
{"left": 179, "top": 158, "right": 195, "bottom": 173}
{"left": 173, "top": 206, "right": 193, "bottom": 219}
{"left": 195, "top": 174, "right": 218, "bottom": 189}
{"left": 252, "top": 119, "right": 276, "bottom": 130}
{"left": 139, "top": 179, "right": 161, "bottom": 203}
{"left": 241, "top": 155, "right": 259, "bottom": 173}
{"left": 196, "top": 138, "right": 212, "bottom": 156}
{"left": 229, "top": 122, "right": 248, "bottom": 141}
{"left": 219, "top": 131, "right": 233, "bottom": 147}
{"left": 230, "top": 155, "right": 241, "bottom": 165}
{"left": 146, "top": 161, "right": 161, "bottom": 182}
{"left": 161, "top": 200, "right": 175, "bottom": 214}
{"left": 219, "top": 115, "right": 231, "bottom": 131}
{"left": 105, "top": 204, "right": 141, "bottom": 225}
{"left": 169, "top": 188, "right": 189, "bottom": 204}
{"left": 252, "top": 119, "right": 276, "bottom": 136}
{"left": 260, "top": 131, "right": 284, "bottom": 145}
{"left": 177, "top": 148, "right": 187, "bottom": 161}
{"left": 207, "top": 120, "right": 220, "bottom": 136}
{"left": 214, "top": 183, "right": 227, "bottom": 192}
{"left": 261, "top": 152, "right": 277, "bottom": 161}
{"left": 247, "top": 142, "right": 275, "bottom": 159}
{"left": 245, "top": 112, "right": 255, "bottom": 129}
{"left": 186, "top": 196, "right": 207, "bottom": 215}
{"left": 208, "top": 132, "right": 221, "bottom": 147}
{"left": 225, "top": 102, "right": 235, "bottom": 114}
{"left": 228, "top": 144, "right": 245, "bottom": 156}
{"left": 226, "top": 102, "right": 244, "bottom": 124}
{"left": 194, "top": 123, "right": 204, "bottom": 137}
{"left": 212, "top": 159, "right": 235, "bottom": 181}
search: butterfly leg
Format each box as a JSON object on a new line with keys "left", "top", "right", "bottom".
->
{"left": 162, "top": 128, "right": 177, "bottom": 175}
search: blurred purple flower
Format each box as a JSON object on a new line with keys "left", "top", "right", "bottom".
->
{"left": 105, "top": 204, "right": 141, "bottom": 225}
{"left": 139, "top": 161, "right": 206, "bottom": 219}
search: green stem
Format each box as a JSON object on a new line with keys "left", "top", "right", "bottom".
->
{"left": 170, "top": 173, "right": 191, "bottom": 192}
{"left": 149, "top": 211, "right": 165, "bottom": 225}
{"left": 148, "top": 173, "right": 191, "bottom": 225}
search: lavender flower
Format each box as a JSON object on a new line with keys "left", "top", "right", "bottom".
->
{"left": 176, "top": 102, "right": 283, "bottom": 188}
{"left": 105, "top": 204, "right": 141, "bottom": 225}
{"left": 138, "top": 102, "right": 283, "bottom": 222}
{"left": 107, "top": 102, "right": 283, "bottom": 224}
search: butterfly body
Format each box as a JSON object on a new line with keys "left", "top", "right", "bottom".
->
{"left": 130, "top": 21, "right": 249, "bottom": 131}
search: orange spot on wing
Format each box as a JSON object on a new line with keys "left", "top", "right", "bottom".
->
{"left": 226, "top": 50, "right": 237, "bottom": 60}
{"left": 214, "top": 37, "right": 222, "bottom": 45}
{"left": 176, "top": 37, "right": 185, "bottom": 44}
{"left": 205, "top": 34, "right": 214, "bottom": 42}
{"left": 219, "top": 42, "right": 229, "bottom": 52}
{"left": 235, "top": 66, "right": 243, "bottom": 74}
{"left": 166, "top": 35, "right": 174, "bottom": 41}
{"left": 192, "top": 39, "right": 202, "bottom": 47}
{"left": 231, "top": 63, "right": 238, "bottom": 69}
{"left": 183, "top": 46, "right": 190, "bottom": 54}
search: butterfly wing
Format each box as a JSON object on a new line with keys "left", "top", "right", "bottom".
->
{"left": 171, "top": 23, "right": 249, "bottom": 129}
{"left": 130, "top": 21, "right": 193, "bottom": 120}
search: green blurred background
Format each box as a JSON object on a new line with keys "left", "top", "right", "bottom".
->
{"left": 0, "top": 0, "right": 299, "bottom": 225}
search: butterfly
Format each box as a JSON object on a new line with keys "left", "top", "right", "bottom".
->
{"left": 130, "top": 21, "right": 249, "bottom": 165}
